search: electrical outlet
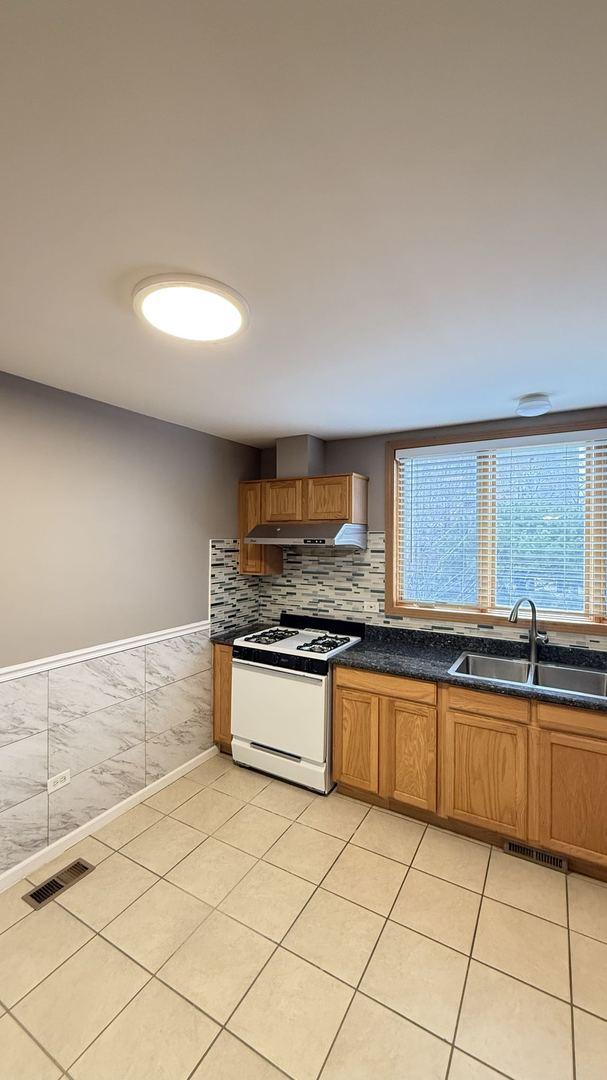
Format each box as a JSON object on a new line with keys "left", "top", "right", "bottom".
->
{"left": 48, "top": 769, "right": 70, "bottom": 793}
{"left": 363, "top": 600, "right": 379, "bottom": 613}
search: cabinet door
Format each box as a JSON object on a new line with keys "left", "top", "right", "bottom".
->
{"left": 213, "top": 644, "right": 233, "bottom": 752}
{"left": 380, "top": 697, "right": 437, "bottom": 811}
{"left": 538, "top": 730, "right": 607, "bottom": 865}
{"left": 333, "top": 687, "right": 379, "bottom": 792}
{"left": 239, "top": 482, "right": 263, "bottom": 574}
{"left": 444, "top": 710, "right": 527, "bottom": 838}
{"left": 306, "top": 476, "right": 350, "bottom": 521}
{"left": 239, "top": 482, "right": 283, "bottom": 575}
{"left": 262, "top": 479, "right": 303, "bottom": 522}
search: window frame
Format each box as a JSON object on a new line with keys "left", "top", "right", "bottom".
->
{"left": 385, "top": 408, "right": 607, "bottom": 634}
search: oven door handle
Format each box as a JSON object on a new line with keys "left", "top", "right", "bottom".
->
{"left": 231, "top": 658, "right": 326, "bottom": 682}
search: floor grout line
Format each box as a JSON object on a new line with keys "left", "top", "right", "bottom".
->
{"left": 189, "top": 795, "right": 375, "bottom": 1078}
{"left": 444, "top": 844, "right": 492, "bottom": 1078}
{"left": 567, "top": 875, "right": 578, "bottom": 1080}
{"left": 52, "top": 837, "right": 254, "bottom": 1077}
{"left": 313, "top": 819, "right": 429, "bottom": 1078}
{"left": 449, "top": 1047, "right": 516, "bottom": 1080}
{"left": 2, "top": 1005, "right": 70, "bottom": 1077}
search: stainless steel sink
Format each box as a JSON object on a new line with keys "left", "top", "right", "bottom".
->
{"left": 448, "top": 653, "right": 531, "bottom": 684}
{"left": 448, "top": 651, "right": 607, "bottom": 699}
{"left": 534, "top": 663, "right": 607, "bottom": 697}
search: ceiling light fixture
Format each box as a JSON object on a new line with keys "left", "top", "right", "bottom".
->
{"left": 516, "top": 393, "right": 552, "bottom": 417}
{"left": 132, "top": 274, "right": 248, "bottom": 342}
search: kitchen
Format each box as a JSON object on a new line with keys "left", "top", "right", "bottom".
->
{"left": 1, "top": 3, "right": 607, "bottom": 1079}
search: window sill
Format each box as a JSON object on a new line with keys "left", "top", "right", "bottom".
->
{"left": 384, "top": 600, "right": 607, "bottom": 637}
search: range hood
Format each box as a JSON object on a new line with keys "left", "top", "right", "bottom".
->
{"left": 245, "top": 522, "right": 367, "bottom": 551}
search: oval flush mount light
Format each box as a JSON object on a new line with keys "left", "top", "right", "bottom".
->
{"left": 516, "top": 393, "right": 552, "bottom": 417}
{"left": 132, "top": 274, "right": 249, "bottom": 342}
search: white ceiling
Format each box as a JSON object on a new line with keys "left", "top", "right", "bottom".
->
{"left": 1, "top": 1, "right": 606, "bottom": 447}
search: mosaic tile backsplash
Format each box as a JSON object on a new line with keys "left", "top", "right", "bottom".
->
{"left": 209, "top": 539, "right": 262, "bottom": 633}
{"left": 210, "top": 531, "right": 607, "bottom": 651}
{"left": 0, "top": 628, "right": 213, "bottom": 876}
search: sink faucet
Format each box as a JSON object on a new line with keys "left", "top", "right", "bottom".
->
{"left": 508, "top": 598, "right": 549, "bottom": 667}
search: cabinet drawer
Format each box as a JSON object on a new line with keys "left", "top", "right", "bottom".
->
{"left": 446, "top": 685, "right": 530, "bottom": 724}
{"left": 537, "top": 702, "right": 607, "bottom": 739}
{"left": 333, "top": 666, "right": 436, "bottom": 705}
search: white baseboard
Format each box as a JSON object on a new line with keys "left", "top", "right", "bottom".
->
{"left": 0, "top": 745, "right": 220, "bottom": 894}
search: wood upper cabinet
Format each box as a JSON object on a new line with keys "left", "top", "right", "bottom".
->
{"left": 443, "top": 708, "right": 528, "bottom": 838}
{"left": 380, "top": 697, "right": 437, "bottom": 811}
{"left": 239, "top": 482, "right": 263, "bottom": 574}
{"left": 257, "top": 473, "right": 368, "bottom": 524}
{"left": 538, "top": 728, "right": 607, "bottom": 866}
{"left": 305, "top": 474, "right": 368, "bottom": 523}
{"left": 262, "top": 479, "right": 303, "bottom": 522}
{"left": 333, "top": 686, "right": 379, "bottom": 793}
{"left": 213, "top": 643, "right": 233, "bottom": 753}
{"left": 238, "top": 482, "right": 283, "bottom": 576}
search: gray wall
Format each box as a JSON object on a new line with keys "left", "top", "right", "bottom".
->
{"left": 323, "top": 409, "right": 607, "bottom": 531}
{"left": 324, "top": 435, "right": 387, "bottom": 530}
{"left": 260, "top": 446, "right": 277, "bottom": 479}
{"left": 275, "top": 435, "right": 326, "bottom": 478}
{"left": 0, "top": 373, "right": 259, "bottom": 666}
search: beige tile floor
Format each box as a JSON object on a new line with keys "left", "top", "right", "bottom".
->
{"left": 1, "top": 753, "right": 606, "bottom": 1079}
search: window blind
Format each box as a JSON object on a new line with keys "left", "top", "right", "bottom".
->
{"left": 395, "top": 436, "right": 607, "bottom": 623}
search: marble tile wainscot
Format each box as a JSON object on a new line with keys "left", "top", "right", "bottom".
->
{"left": 0, "top": 624, "right": 214, "bottom": 878}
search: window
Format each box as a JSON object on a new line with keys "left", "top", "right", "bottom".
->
{"left": 390, "top": 433, "right": 607, "bottom": 627}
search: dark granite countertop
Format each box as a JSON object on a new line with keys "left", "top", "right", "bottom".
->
{"left": 331, "top": 625, "right": 607, "bottom": 713}
{"left": 212, "top": 619, "right": 607, "bottom": 713}
{"left": 211, "top": 623, "right": 269, "bottom": 646}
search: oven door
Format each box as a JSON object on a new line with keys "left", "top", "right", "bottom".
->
{"left": 231, "top": 658, "right": 329, "bottom": 763}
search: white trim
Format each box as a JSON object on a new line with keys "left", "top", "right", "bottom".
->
{"left": 0, "top": 619, "right": 211, "bottom": 684}
{"left": 0, "top": 745, "right": 220, "bottom": 894}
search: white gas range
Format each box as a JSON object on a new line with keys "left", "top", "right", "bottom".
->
{"left": 230, "top": 615, "right": 363, "bottom": 793}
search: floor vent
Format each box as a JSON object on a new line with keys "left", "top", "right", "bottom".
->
{"left": 503, "top": 840, "right": 567, "bottom": 873}
{"left": 23, "top": 858, "right": 94, "bottom": 910}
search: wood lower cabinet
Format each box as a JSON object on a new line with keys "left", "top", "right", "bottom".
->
{"left": 213, "top": 643, "right": 233, "bottom": 753}
{"left": 262, "top": 479, "right": 303, "bottom": 522}
{"left": 538, "top": 729, "right": 607, "bottom": 866}
{"left": 332, "top": 668, "right": 436, "bottom": 804}
{"left": 443, "top": 709, "right": 528, "bottom": 838}
{"left": 239, "top": 482, "right": 283, "bottom": 576}
{"left": 198, "top": 648, "right": 607, "bottom": 873}
{"left": 333, "top": 686, "right": 379, "bottom": 793}
{"left": 379, "top": 697, "right": 437, "bottom": 811}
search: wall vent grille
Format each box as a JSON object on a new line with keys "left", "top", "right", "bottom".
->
{"left": 23, "top": 859, "right": 94, "bottom": 910}
{"left": 504, "top": 840, "right": 567, "bottom": 872}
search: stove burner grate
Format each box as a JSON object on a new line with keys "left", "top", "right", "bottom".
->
{"left": 244, "top": 628, "right": 299, "bottom": 646}
{"left": 296, "top": 633, "right": 351, "bottom": 654}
